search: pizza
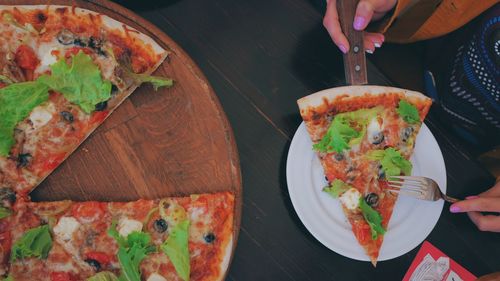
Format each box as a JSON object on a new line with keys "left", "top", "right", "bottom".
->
{"left": 1, "top": 191, "right": 234, "bottom": 281}
{"left": 297, "top": 86, "right": 432, "bottom": 265}
{"left": 0, "top": 4, "right": 236, "bottom": 281}
{"left": 0, "top": 5, "right": 172, "bottom": 197}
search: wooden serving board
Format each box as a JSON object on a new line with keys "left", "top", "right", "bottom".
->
{"left": 3, "top": 0, "right": 242, "bottom": 267}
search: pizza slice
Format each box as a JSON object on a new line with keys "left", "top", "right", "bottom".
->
{"left": 0, "top": 5, "right": 173, "bottom": 197}
{"left": 2, "top": 191, "right": 234, "bottom": 281}
{"left": 297, "top": 86, "right": 432, "bottom": 265}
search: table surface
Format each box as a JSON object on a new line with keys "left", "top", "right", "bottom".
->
{"left": 116, "top": 0, "right": 499, "bottom": 280}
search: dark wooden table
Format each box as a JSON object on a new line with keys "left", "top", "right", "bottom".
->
{"left": 116, "top": 0, "right": 499, "bottom": 280}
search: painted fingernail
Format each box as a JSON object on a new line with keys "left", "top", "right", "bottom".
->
{"left": 374, "top": 42, "right": 382, "bottom": 48}
{"left": 450, "top": 206, "right": 460, "bottom": 213}
{"left": 366, "top": 49, "right": 374, "bottom": 54}
{"left": 339, "top": 45, "right": 348, "bottom": 54}
{"left": 466, "top": 196, "right": 479, "bottom": 200}
{"left": 353, "top": 17, "right": 365, "bottom": 30}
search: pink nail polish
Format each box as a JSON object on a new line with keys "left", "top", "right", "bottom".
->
{"left": 466, "top": 196, "right": 478, "bottom": 200}
{"left": 339, "top": 45, "right": 347, "bottom": 54}
{"left": 450, "top": 206, "right": 460, "bottom": 213}
{"left": 353, "top": 17, "right": 365, "bottom": 30}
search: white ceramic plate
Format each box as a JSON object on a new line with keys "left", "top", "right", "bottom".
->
{"left": 286, "top": 122, "right": 446, "bottom": 262}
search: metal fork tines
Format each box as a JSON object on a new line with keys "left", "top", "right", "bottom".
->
{"left": 387, "top": 176, "right": 459, "bottom": 203}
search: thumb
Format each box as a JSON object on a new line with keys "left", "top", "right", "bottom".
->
{"left": 353, "top": 0, "right": 376, "bottom": 30}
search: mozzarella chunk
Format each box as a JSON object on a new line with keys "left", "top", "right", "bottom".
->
{"left": 367, "top": 117, "right": 384, "bottom": 143}
{"left": 53, "top": 217, "right": 81, "bottom": 241}
{"left": 29, "top": 103, "right": 56, "bottom": 129}
{"left": 147, "top": 273, "right": 167, "bottom": 281}
{"left": 339, "top": 188, "right": 362, "bottom": 210}
{"left": 117, "top": 217, "right": 143, "bottom": 237}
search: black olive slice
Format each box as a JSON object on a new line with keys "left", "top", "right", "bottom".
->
{"left": 153, "top": 218, "right": 168, "bottom": 233}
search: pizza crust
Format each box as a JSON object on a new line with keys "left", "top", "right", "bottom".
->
{"left": 297, "top": 85, "right": 431, "bottom": 111}
{"left": 0, "top": 5, "right": 166, "bottom": 56}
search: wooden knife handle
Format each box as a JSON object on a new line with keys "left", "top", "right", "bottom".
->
{"left": 337, "top": 0, "right": 368, "bottom": 85}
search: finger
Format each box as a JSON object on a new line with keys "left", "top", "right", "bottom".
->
{"left": 354, "top": 0, "right": 376, "bottom": 30}
{"left": 364, "top": 37, "right": 375, "bottom": 54}
{"left": 323, "top": 0, "right": 349, "bottom": 53}
{"left": 364, "top": 32, "right": 384, "bottom": 54}
{"left": 480, "top": 180, "right": 500, "bottom": 197}
{"left": 450, "top": 197, "right": 500, "bottom": 213}
{"left": 468, "top": 211, "right": 500, "bottom": 232}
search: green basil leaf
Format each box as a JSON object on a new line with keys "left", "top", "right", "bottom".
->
{"left": 38, "top": 51, "right": 112, "bottom": 114}
{"left": 161, "top": 220, "right": 190, "bottom": 281}
{"left": 323, "top": 179, "right": 351, "bottom": 198}
{"left": 11, "top": 225, "right": 53, "bottom": 261}
{"left": 359, "top": 197, "right": 386, "bottom": 240}
{"left": 396, "top": 100, "right": 420, "bottom": 124}
{"left": 0, "top": 81, "right": 49, "bottom": 156}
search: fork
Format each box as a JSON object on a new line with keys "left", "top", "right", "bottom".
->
{"left": 387, "top": 176, "right": 460, "bottom": 203}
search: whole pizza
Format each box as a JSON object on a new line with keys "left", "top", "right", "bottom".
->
{"left": 0, "top": 4, "right": 235, "bottom": 281}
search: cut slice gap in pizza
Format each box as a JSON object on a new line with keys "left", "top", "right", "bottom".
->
{"left": 0, "top": 5, "right": 173, "bottom": 198}
{"left": 297, "top": 85, "right": 432, "bottom": 265}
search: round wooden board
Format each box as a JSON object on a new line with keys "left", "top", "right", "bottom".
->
{"left": 2, "top": 0, "right": 242, "bottom": 274}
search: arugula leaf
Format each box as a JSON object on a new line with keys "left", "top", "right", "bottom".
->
{"left": 0, "top": 206, "right": 12, "bottom": 219}
{"left": 108, "top": 225, "right": 155, "bottom": 281}
{"left": 37, "top": 51, "right": 111, "bottom": 114}
{"left": 0, "top": 81, "right": 49, "bottom": 156}
{"left": 11, "top": 225, "right": 53, "bottom": 261}
{"left": 161, "top": 220, "right": 190, "bottom": 281}
{"left": 86, "top": 271, "right": 119, "bottom": 281}
{"left": 396, "top": 100, "right": 420, "bottom": 124}
{"left": 368, "top": 147, "right": 412, "bottom": 177}
{"left": 128, "top": 72, "right": 173, "bottom": 91}
{"left": 323, "top": 179, "right": 351, "bottom": 198}
{"left": 359, "top": 197, "right": 386, "bottom": 240}
{"left": 313, "top": 116, "right": 359, "bottom": 153}
{"left": 313, "top": 107, "right": 383, "bottom": 153}
{"left": 368, "top": 148, "right": 412, "bottom": 176}
{"left": 1, "top": 275, "right": 13, "bottom": 281}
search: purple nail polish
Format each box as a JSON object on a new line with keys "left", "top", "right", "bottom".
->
{"left": 353, "top": 17, "right": 365, "bottom": 30}
{"left": 450, "top": 206, "right": 460, "bottom": 213}
{"left": 339, "top": 45, "right": 347, "bottom": 54}
{"left": 466, "top": 196, "right": 479, "bottom": 200}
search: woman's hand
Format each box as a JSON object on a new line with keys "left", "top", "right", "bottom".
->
{"left": 323, "top": 0, "right": 397, "bottom": 53}
{"left": 450, "top": 179, "right": 500, "bottom": 232}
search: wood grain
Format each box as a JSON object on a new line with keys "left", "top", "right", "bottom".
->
{"left": 1, "top": 0, "right": 242, "bottom": 273}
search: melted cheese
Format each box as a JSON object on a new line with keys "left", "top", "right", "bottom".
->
{"left": 339, "top": 188, "right": 361, "bottom": 210}
{"left": 367, "top": 117, "right": 384, "bottom": 143}
{"left": 35, "top": 41, "right": 62, "bottom": 74}
{"left": 117, "top": 217, "right": 143, "bottom": 237}
{"left": 147, "top": 273, "right": 167, "bottom": 281}
{"left": 53, "top": 217, "right": 80, "bottom": 241}
{"left": 29, "top": 102, "right": 56, "bottom": 130}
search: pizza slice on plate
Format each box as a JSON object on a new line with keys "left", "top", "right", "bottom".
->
{"left": 3, "top": 192, "right": 234, "bottom": 281}
{"left": 297, "top": 86, "right": 432, "bottom": 265}
{"left": 0, "top": 6, "right": 173, "bottom": 197}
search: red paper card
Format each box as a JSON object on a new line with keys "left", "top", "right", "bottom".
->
{"left": 403, "top": 241, "right": 476, "bottom": 281}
